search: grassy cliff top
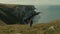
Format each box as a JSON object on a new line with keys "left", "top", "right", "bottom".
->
{"left": 0, "top": 19, "right": 60, "bottom": 34}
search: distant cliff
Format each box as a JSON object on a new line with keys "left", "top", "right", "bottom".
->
{"left": 0, "top": 3, "right": 40, "bottom": 27}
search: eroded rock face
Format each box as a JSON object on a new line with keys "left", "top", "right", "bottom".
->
{"left": 0, "top": 4, "right": 40, "bottom": 27}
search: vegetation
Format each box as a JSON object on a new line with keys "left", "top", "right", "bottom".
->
{"left": 0, "top": 19, "right": 60, "bottom": 34}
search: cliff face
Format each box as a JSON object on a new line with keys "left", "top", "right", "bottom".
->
{"left": 0, "top": 4, "right": 40, "bottom": 25}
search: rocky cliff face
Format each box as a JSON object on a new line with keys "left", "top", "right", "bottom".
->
{"left": 0, "top": 4, "right": 40, "bottom": 26}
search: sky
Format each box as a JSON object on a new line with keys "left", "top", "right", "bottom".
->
{"left": 0, "top": 0, "right": 60, "bottom": 5}
{"left": 0, "top": 0, "right": 60, "bottom": 24}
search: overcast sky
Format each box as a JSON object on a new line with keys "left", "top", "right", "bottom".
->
{"left": 0, "top": 0, "right": 60, "bottom": 5}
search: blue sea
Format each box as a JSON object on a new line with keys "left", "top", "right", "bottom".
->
{"left": 33, "top": 5, "right": 60, "bottom": 24}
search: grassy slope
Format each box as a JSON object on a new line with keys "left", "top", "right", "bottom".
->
{"left": 0, "top": 20, "right": 60, "bottom": 34}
